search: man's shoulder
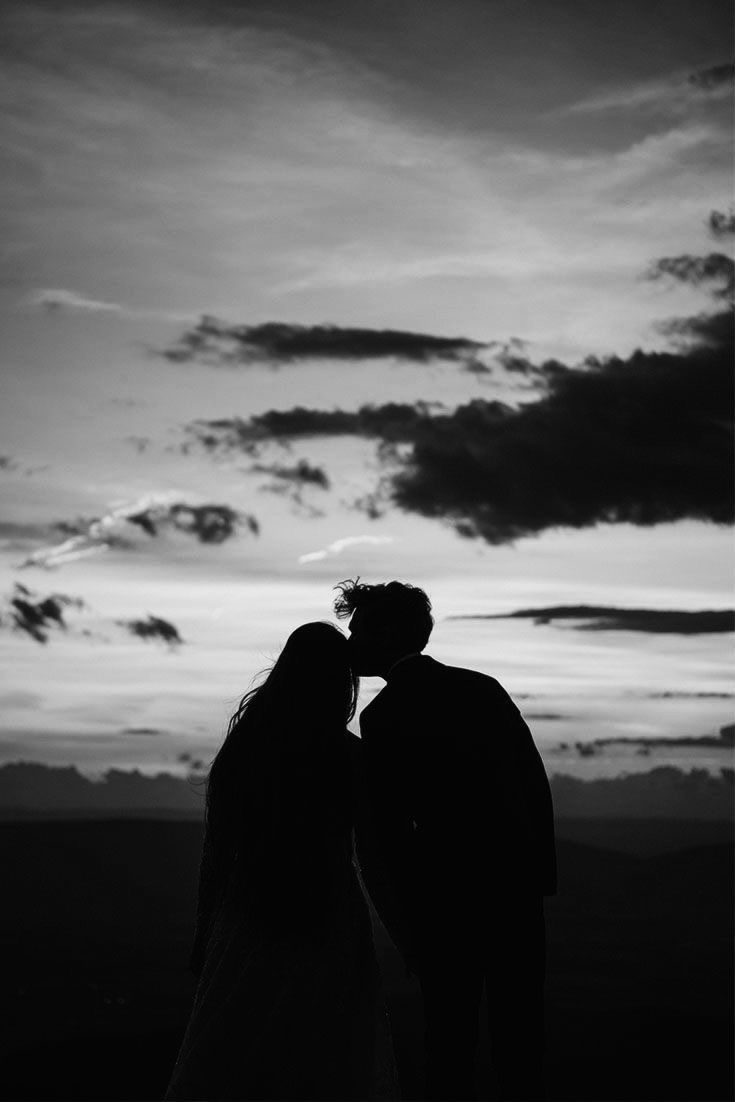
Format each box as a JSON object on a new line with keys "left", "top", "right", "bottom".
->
{"left": 425, "top": 657, "right": 510, "bottom": 699}
{"left": 363, "top": 656, "right": 514, "bottom": 716}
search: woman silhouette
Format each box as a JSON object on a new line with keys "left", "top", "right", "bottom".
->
{"left": 164, "top": 622, "right": 397, "bottom": 1100}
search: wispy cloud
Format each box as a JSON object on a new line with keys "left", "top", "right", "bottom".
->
{"left": 555, "top": 61, "right": 734, "bottom": 115}
{"left": 26, "top": 288, "right": 125, "bottom": 314}
{"left": 1, "top": 3, "right": 730, "bottom": 359}
{"left": 298, "top": 535, "right": 395, "bottom": 564}
{"left": 23, "top": 287, "right": 193, "bottom": 321}
{"left": 21, "top": 492, "right": 259, "bottom": 569}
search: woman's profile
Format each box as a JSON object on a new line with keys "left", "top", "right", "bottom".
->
{"left": 164, "top": 621, "right": 398, "bottom": 1100}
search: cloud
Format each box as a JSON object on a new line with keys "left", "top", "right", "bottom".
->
{"left": 657, "top": 307, "right": 732, "bottom": 349}
{"left": 25, "top": 288, "right": 126, "bottom": 314}
{"left": 297, "top": 535, "right": 395, "bottom": 564}
{"left": 251, "top": 458, "right": 331, "bottom": 517}
{"left": 450, "top": 606, "right": 735, "bottom": 634}
{"left": 117, "top": 614, "right": 183, "bottom": 647}
{"left": 23, "top": 288, "right": 194, "bottom": 322}
{"left": 0, "top": 582, "right": 84, "bottom": 643}
{"left": 583, "top": 726, "right": 734, "bottom": 750}
{"left": 187, "top": 401, "right": 443, "bottom": 455}
{"left": 649, "top": 691, "right": 734, "bottom": 700}
{"left": 688, "top": 62, "right": 735, "bottom": 91}
{"left": 557, "top": 60, "right": 734, "bottom": 115}
{"left": 522, "top": 713, "right": 565, "bottom": 721}
{"left": 253, "top": 459, "right": 330, "bottom": 490}
{"left": 1, "top": 583, "right": 188, "bottom": 649}
{"left": 188, "top": 307, "right": 732, "bottom": 544}
{"left": 184, "top": 241, "right": 733, "bottom": 544}
{"left": 21, "top": 492, "right": 259, "bottom": 568}
{"left": 389, "top": 306, "right": 733, "bottom": 542}
{"left": 708, "top": 209, "right": 735, "bottom": 238}
{"left": 162, "top": 317, "right": 489, "bottom": 369}
{"left": 647, "top": 252, "right": 734, "bottom": 301}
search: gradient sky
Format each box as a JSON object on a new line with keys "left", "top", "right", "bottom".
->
{"left": 0, "top": 0, "right": 732, "bottom": 780}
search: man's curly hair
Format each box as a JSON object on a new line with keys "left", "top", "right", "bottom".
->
{"left": 334, "top": 577, "right": 434, "bottom": 653}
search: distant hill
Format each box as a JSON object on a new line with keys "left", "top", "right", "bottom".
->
{"left": 0, "top": 761, "right": 732, "bottom": 821}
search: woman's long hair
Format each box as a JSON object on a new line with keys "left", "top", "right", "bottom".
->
{"left": 194, "top": 622, "right": 358, "bottom": 944}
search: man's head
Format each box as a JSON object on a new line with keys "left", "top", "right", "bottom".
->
{"left": 334, "top": 578, "right": 434, "bottom": 677}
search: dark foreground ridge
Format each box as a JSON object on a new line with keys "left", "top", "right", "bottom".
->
{"left": 1, "top": 818, "right": 731, "bottom": 1101}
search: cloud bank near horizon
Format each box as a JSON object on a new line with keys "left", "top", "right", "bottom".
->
{"left": 449, "top": 606, "right": 735, "bottom": 634}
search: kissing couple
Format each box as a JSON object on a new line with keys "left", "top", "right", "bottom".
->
{"left": 165, "top": 579, "right": 557, "bottom": 1101}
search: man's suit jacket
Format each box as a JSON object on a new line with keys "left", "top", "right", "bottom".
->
{"left": 356, "top": 654, "right": 556, "bottom": 953}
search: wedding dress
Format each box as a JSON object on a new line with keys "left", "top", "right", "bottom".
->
{"left": 164, "top": 731, "right": 399, "bottom": 1101}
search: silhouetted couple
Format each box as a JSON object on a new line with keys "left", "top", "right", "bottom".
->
{"left": 165, "top": 580, "right": 557, "bottom": 1101}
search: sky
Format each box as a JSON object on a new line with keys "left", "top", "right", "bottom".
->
{"left": 0, "top": 0, "right": 733, "bottom": 785}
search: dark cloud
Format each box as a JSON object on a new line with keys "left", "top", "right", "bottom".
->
{"left": 117, "top": 615, "right": 184, "bottom": 646}
{"left": 252, "top": 459, "right": 330, "bottom": 490}
{"left": 1, "top": 583, "right": 84, "bottom": 644}
{"left": 25, "top": 497, "right": 259, "bottom": 568}
{"left": 127, "top": 501, "right": 257, "bottom": 542}
{"left": 184, "top": 245, "right": 733, "bottom": 544}
{"left": 687, "top": 62, "right": 735, "bottom": 90}
{"left": 251, "top": 458, "right": 331, "bottom": 517}
{"left": 162, "top": 316, "right": 488, "bottom": 369}
{"left": 657, "top": 307, "right": 732, "bottom": 349}
{"left": 707, "top": 209, "right": 735, "bottom": 239}
{"left": 647, "top": 252, "right": 734, "bottom": 301}
{"left": 171, "top": 502, "right": 258, "bottom": 541}
{"left": 450, "top": 606, "right": 735, "bottom": 634}
{"left": 187, "top": 401, "right": 441, "bottom": 452}
{"left": 585, "top": 726, "right": 734, "bottom": 750}
{"left": 649, "top": 691, "right": 734, "bottom": 700}
{"left": 189, "top": 312, "right": 732, "bottom": 543}
{"left": 121, "top": 727, "right": 167, "bottom": 737}
{"left": 390, "top": 310, "right": 733, "bottom": 541}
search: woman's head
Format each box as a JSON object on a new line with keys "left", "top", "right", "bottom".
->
{"left": 252, "top": 621, "right": 358, "bottom": 726}
{"left": 203, "top": 622, "right": 358, "bottom": 917}
{"left": 214, "top": 620, "right": 357, "bottom": 779}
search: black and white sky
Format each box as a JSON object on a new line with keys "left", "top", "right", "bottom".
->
{"left": 0, "top": 0, "right": 732, "bottom": 778}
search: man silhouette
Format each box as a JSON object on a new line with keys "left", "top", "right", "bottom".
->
{"left": 336, "top": 579, "right": 557, "bottom": 1101}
